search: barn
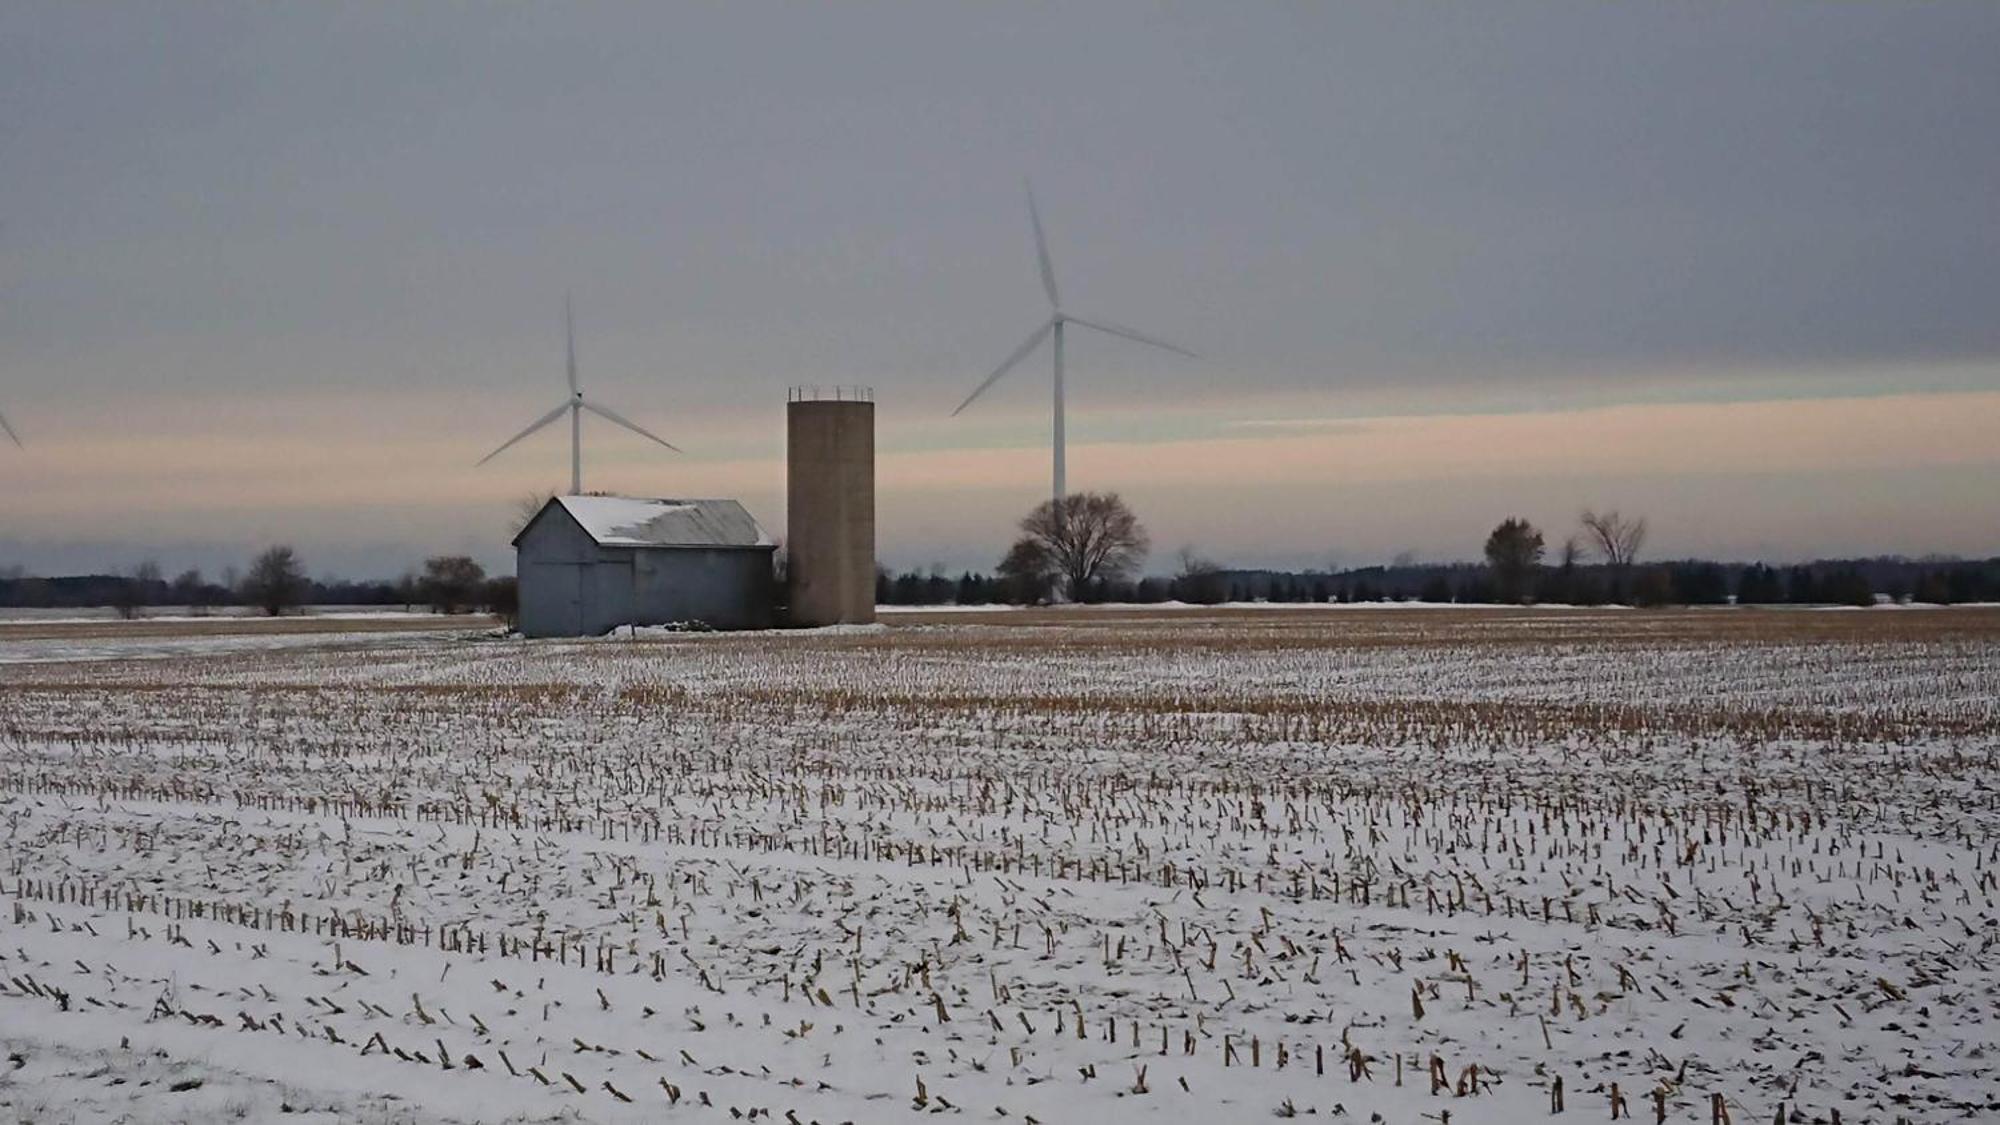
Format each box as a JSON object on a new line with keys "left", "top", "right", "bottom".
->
{"left": 513, "top": 495, "right": 776, "bottom": 637}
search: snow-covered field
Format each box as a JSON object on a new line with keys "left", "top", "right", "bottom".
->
{"left": 2, "top": 607, "right": 1996, "bottom": 1123}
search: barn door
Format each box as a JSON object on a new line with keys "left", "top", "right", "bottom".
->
{"left": 556, "top": 563, "right": 584, "bottom": 632}
{"left": 529, "top": 561, "right": 585, "bottom": 635}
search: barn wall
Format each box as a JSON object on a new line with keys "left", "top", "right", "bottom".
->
{"left": 580, "top": 554, "right": 637, "bottom": 635}
{"left": 516, "top": 507, "right": 598, "bottom": 638}
{"left": 631, "top": 548, "right": 774, "bottom": 630}
{"left": 518, "top": 560, "right": 582, "bottom": 638}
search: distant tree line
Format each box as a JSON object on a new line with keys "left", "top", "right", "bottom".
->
{"left": 864, "top": 497, "right": 1998, "bottom": 610}
{"left": 873, "top": 555, "right": 1997, "bottom": 609}
{"left": 0, "top": 548, "right": 518, "bottom": 622}
{"left": 877, "top": 565, "right": 1233, "bottom": 607}
{"left": 1461, "top": 510, "right": 2000, "bottom": 607}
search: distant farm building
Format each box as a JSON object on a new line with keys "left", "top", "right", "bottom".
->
{"left": 513, "top": 496, "right": 776, "bottom": 637}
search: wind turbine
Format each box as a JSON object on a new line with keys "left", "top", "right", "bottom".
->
{"left": 952, "top": 184, "right": 1195, "bottom": 501}
{"left": 477, "top": 297, "right": 680, "bottom": 495}
{"left": 0, "top": 408, "right": 18, "bottom": 448}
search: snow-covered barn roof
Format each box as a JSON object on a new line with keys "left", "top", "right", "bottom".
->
{"left": 521, "top": 496, "right": 775, "bottom": 550}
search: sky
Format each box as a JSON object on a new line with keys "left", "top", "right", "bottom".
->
{"left": 2, "top": 2, "right": 1997, "bottom": 579}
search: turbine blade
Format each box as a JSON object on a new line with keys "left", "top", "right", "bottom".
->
{"left": 0, "top": 411, "right": 19, "bottom": 448}
{"left": 581, "top": 399, "right": 682, "bottom": 452}
{"left": 952, "top": 320, "right": 1054, "bottom": 416}
{"left": 1026, "top": 183, "right": 1060, "bottom": 310}
{"left": 476, "top": 401, "right": 571, "bottom": 466}
{"left": 1064, "top": 314, "right": 1198, "bottom": 359}
{"left": 565, "top": 295, "right": 578, "bottom": 393}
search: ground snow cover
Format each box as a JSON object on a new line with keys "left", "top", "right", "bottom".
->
{"left": 1, "top": 607, "right": 1997, "bottom": 1123}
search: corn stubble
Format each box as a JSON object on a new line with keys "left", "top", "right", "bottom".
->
{"left": 0, "top": 606, "right": 1995, "bottom": 1122}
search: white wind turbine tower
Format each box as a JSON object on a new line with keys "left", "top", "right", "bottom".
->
{"left": 477, "top": 297, "right": 680, "bottom": 494}
{"left": 953, "top": 184, "right": 1195, "bottom": 501}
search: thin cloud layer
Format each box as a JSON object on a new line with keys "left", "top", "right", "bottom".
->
{"left": 1, "top": 5, "right": 1997, "bottom": 572}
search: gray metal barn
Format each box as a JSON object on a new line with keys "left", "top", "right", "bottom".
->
{"left": 513, "top": 496, "right": 776, "bottom": 637}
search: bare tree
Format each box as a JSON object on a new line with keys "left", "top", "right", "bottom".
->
{"left": 1013, "top": 492, "right": 1150, "bottom": 602}
{"left": 1580, "top": 509, "right": 1647, "bottom": 601}
{"left": 1483, "top": 518, "right": 1545, "bottom": 604}
{"left": 1540, "top": 535, "right": 1585, "bottom": 604}
{"left": 511, "top": 491, "right": 557, "bottom": 538}
{"left": 170, "top": 568, "right": 213, "bottom": 615}
{"left": 483, "top": 575, "right": 519, "bottom": 626}
{"left": 112, "top": 559, "right": 161, "bottom": 620}
{"left": 995, "top": 538, "right": 1056, "bottom": 605}
{"left": 420, "top": 555, "right": 488, "bottom": 614}
{"left": 1174, "top": 546, "right": 1227, "bottom": 605}
{"left": 241, "top": 545, "right": 309, "bottom": 617}
{"left": 1580, "top": 510, "right": 1647, "bottom": 567}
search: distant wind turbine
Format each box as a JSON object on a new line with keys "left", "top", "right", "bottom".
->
{"left": 0, "top": 408, "right": 18, "bottom": 448}
{"left": 477, "top": 297, "right": 680, "bottom": 495}
{"left": 952, "top": 184, "right": 1195, "bottom": 501}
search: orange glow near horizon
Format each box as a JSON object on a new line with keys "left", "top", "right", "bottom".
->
{"left": 6, "top": 388, "right": 1998, "bottom": 564}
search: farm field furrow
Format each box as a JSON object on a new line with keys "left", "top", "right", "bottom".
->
{"left": 2, "top": 607, "right": 1997, "bottom": 1124}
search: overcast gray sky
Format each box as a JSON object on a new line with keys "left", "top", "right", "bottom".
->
{"left": 3, "top": 3, "right": 1997, "bottom": 578}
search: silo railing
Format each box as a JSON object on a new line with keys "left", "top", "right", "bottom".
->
{"left": 788, "top": 385, "right": 874, "bottom": 403}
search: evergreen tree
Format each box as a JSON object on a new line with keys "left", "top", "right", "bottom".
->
{"left": 1821, "top": 568, "right": 1876, "bottom": 607}
{"left": 1786, "top": 566, "right": 1820, "bottom": 604}
{"left": 1736, "top": 564, "right": 1785, "bottom": 605}
{"left": 1483, "top": 518, "right": 1546, "bottom": 603}
{"left": 1670, "top": 563, "right": 1729, "bottom": 605}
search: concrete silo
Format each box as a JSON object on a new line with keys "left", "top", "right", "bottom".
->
{"left": 786, "top": 388, "right": 875, "bottom": 625}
